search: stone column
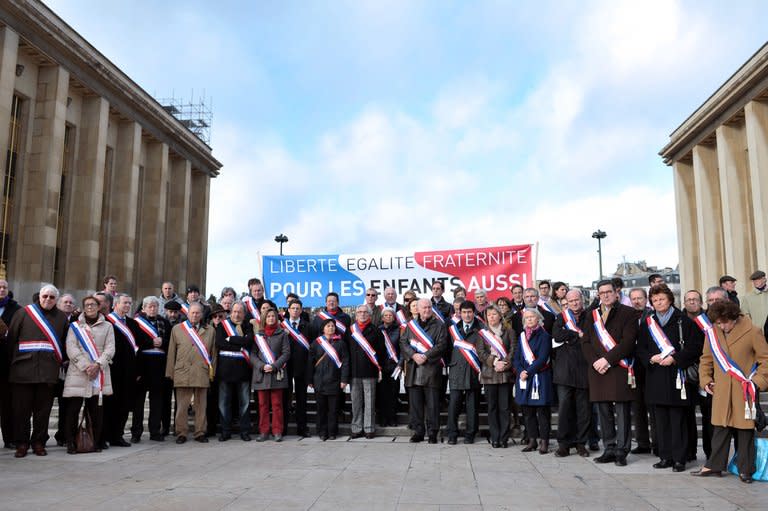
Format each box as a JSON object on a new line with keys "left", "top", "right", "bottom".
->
{"left": 716, "top": 122, "right": 756, "bottom": 294}
{"left": 135, "top": 141, "right": 169, "bottom": 299}
{"left": 186, "top": 170, "right": 210, "bottom": 294}
{"left": 745, "top": 100, "right": 768, "bottom": 272}
{"left": 64, "top": 96, "right": 109, "bottom": 295}
{"left": 0, "top": 27, "right": 19, "bottom": 166}
{"left": 692, "top": 144, "right": 725, "bottom": 290}
{"left": 164, "top": 157, "right": 191, "bottom": 293}
{"left": 14, "top": 64, "right": 69, "bottom": 293}
{"left": 672, "top": 160, "right": 700, "bottom": 294}
{"left": 104, "top": 120, "right": 141, "bottom": 296}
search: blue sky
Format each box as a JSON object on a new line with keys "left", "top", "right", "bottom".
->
{"left": 48, "top": 0, "right": 767, "bottom": 296}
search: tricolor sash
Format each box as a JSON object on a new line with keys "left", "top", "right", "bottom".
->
{"left": 562, "top": 309, "right": 583, "bottom": 335}
{"left": 181, "top": 302, "right": 190, "bottom": 316}
{"left": 539, "top": 299, "right": 556, "bottom": 315}
{"left": 107, "top": 313, "right": 138, "bottom": 353}
{"left": 646, "top": 315, "right": 676, "bottom": 358}
{"left": 592, "top": 309, "right": 635, "bottom": 388}
{"left": 350, "top": 323, "right": 381, "bottom": 372}
{"left": 181, "top": 321, "right": 213, "bottom": 378}
{"left": 395, "top": 309, "right": 407, "bottom": 327}
{"left": 23, "top": 304, "right": 63, "bottom": 363}
{"left": 70, "top": 322, "right": 104, "bottom": 392}
{"left": 316, "top": 335, "right": 342, "bottom": 368}
{"left": 407, "top": 319, "right": 444, "bottom": 366}
{"left": 317, "top": 310, "right": 347, "bottom": 333}
{"left": 254, "top": 333, "right": 277, "bottom": 366}
{"left": 518, "top": 331, "right": 538, "bottom": 395}
{"left": 282, "top": 319, "right": 310, "bottom": 350}
{"left": 135, "top": 315, "right": 159, "bottom": 339}
{"left": 451, "top": 314, "right": 461, "bottom": 325}
{"left": 448, "top": 324, "right": 481, "bottom": 373}
{"left": 381, "top": 328, "right": 398, "bottom": 364}
{"left": 431, "top": 306, "right": 445, "bottom": 323}
{"left": 478, "top": 328, "right": 508, "bottom": 360}
{"left": 244, "top": 297, "right": 261, "bottom": 322}
{"left": 220, "top": 319, "right": 252, "bottom": 366}
{"left": 695, "top": 314, "right": 758, "bottom": 419}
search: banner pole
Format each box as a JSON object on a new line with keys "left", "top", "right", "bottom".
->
{"left": 533, "top": 241, "right": 539, "bottom": 286}
{"left": 256, "top": 251, "right": 262, "bottom": 283}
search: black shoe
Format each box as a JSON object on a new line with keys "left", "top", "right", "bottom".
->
{"left": 589, "top": 442, "right": 600, "bottom": 452}
{"left": 576, "top": 445, "right": 590, "bottom": 457}
{"left": 491, "top": 442, "right": 500, "bottom": 448}
{"left": 320, "top": 435, "right": 328, "bottom": 441}
{"left": 653, "top": 459, "right": 673, "bottom": 469}
{"left": 594, "top": 453, "right": 616, "bottom": 464}
{"left": 501, "top": 440, "right": 509, "bottom": 449}
{"left": 176, "top": 436, "right": 187, "bottom": 444}
{"left": 409, "top": 434, "right": 424, "bottom": 443}
{"left": 195, "top": 436, "right": 209, "bottom": 443}
{"left": 112, "top": 438, "right": 131, "bottom": 447}
{"left": 738, "top": 473, "right": 753, "bottom": 484}
{"left": 349, "top": 432, "right": 364, "bottom": 440}
{"left": 686, "top": 453, "right": 697, "bottom": 462}
{"left": 464, "top": 437, "right": 475, "bottom": 445}
{"left": 428, "top": 435, "right": 438, "bottom": 444}
{"left": 130, "top": 435, "right": 141, "bottom": 444}
{"left": 149, "top": 434, "right": 165, "bottom": 442}
{"left": 98, "top": 441, "right": 109, "bottom": 450}
{"left": 630, "top": 446, "right": 651, "bottom": 454}
{"left": 240, "top": 433, "right": 251, "bottom": 442}
{"left": 447, "top": 437, "right": 457, "bottom": 445}
{"left": 328, "top": 435, "right": 336, "bottom": 440}
{"left": 218, "top": 434, "right": 230, "bottom": 442}
{"left": 614, "top": 456, "right": 627, "bottom": 467}
{"left": 365, "top": 433, "right": 375, "bottom": 439}
{"left": 554, "top": 446, "right": 570, "bottom": 457}
{"left": 298, "top": 429, "right": 311, "bottom": 438}
{"left": 66, "top": 443, "right": 77, "bottom": 455}
{"left": 256, "top": 434, "right": 269, "bottom": 442}
{"left": 521, "top": 440, "right": 537, "bottom": 452}
{"left": 690, "top": 468, "right": 722, "bottom": 477}
{"left": 672, "top": 462, "right": 686, "bottom": 473}
{"left": 274, "top": 435, "right": 283, "bottom": 442}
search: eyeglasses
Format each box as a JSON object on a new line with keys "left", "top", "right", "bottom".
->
{"left": 83, "top": 303, "right": 99, "bottom": 308}
{"left": 41, "top": 295, "right": 56, "bottom": 299}
{"left": 365, "top": 293, "right": 377, "bottom": 296}
{"left": 356, "top": 311, "right": 370, "bottom": 315}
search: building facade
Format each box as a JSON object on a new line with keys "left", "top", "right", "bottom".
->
{"left": 660, "top": 43, "right": 768, "bottom": 296}
{"left": 0, "top": 1, "right": 221, "bottom": 301}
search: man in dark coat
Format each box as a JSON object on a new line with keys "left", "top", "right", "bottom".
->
{"left": 512, "top": 288, "right": 555, "bottom": 335}
{"left": 446, "top": 301, "right": 482, "bottom": 444}
{"left": 348, "top": 304, "right": 385, "bottom": 439}
{"left": 430, "top": 281, "right": 453, "bottom": 322}
{"left": 400, "top": 298, "right": 447, "bottom": 444}
{"left": 0, "top": 279, "right": 21, "bottom": 448}
{"left": 282, "top": 299, "right": 312, "bottom": 437}
{"left": 581, "top": 280, "right": 639, "bottom": 467}
{"left": 552, "top": 290, "right": 592, "bottom": 457}
{"left": 7, "top": 284, "right": 69, "bottom": 457}
{"left": 310, "top": 292, "right": 351, "bottom": 339}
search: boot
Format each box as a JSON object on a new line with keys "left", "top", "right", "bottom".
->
{"left": 14, "top": 443, "right": 28, "bottom": 458}
{"left": 538, "top": 439, "right": 549, "bottom": 454}
{"left": 521, "top": 438, "right": 537, "bottom": 452}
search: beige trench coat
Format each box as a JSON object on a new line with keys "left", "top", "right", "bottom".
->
{"left": 165, "top": 322, "right": 217, "bottom": 388}
{"left": 63, "top": 313, "right": 115, "bottom": 398}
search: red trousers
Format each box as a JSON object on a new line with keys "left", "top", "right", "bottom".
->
{"left": 257, "top": 389, "right": 284, "bottom": 435}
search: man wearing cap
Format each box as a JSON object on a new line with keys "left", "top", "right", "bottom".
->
{"left": 161, "top": 300, "right": 183, "bottom": 435}
{"left": 741, "top": 270, "right": 768, "bottom": 329}
{"left": 718, "top": 276, "right": 739, "bottom": 307}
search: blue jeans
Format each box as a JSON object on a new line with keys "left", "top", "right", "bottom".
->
{"left": 218, "top": 381, "right": 251, "bottom": 435}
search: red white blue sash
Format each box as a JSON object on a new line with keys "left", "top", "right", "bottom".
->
{"left": 381, "top": 328, "right": 398, "bottom": 364}
{"left": 646, "top": 315, "right": 676, "bottom": 358}
{"left": 282, "top": 319, "right": 310, "bottom": 350}
{"left": 451, "top": 314, "right": 461, "bottom": 325}
{"left": 539, "top": 298, "right": 556, "bottom": 315}
{"left": 317, "top": 310, "right": 347, "bottom": 333}
{"left": 448, "top": 326, "right": 480, "bottom": 374}
{"left": 518, "top": 331, "right": 538, "bottom": 393}
{"left": 317, "top": 335, "right": 342, "bottom": 368}
{"left": 695, "top": 314, "right": 758, "bottom": 419}
{"left": 107, "top": 313, "right": 138, "bottom": 353}
{"left": 181, "top": 302, "right": 190, "bottom": 316}
{"left": 562, "top": 309, "right": 583, "bottom": 335}
{"left": 220, "top": 319, "right": 252, "bottom": 366}
{"left": 135, "top": 315, "right": 159, "bottom": 339}
{"left": 592, "top": 309, "right": 635, "bottom": 387}
{"left": 431, "top": 306, "right": 445, "bottom": 323}
{"left": 351, "top": 323, "right": 381, "bottom": 371}
{"left": 395, "top": 309, "right": 407, "bottom": 327}
{"left": 23, "top": 304, "right": 63, "bottom": 363}
{"left": 245, "top": 297, "right": 260, "bottom": 322}
{"left": 254, "top": 333, "right": 277, "bottom": 365}
{"left": 181, "top": 321, "right": 212, "bottom": 368}
{"left": 478, "top": 328, "right": 508, "bottom": 360}
{"left": 407, "top": 319, "right": 444, "bottom": 366}
{"left": 70, "top": 322, "right": 104, "bottom": 391}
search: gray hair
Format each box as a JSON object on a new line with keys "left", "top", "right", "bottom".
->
{"left": 115, "top": 293, "right": 132, "bottom": 304}
{"left": 231, "top": 301, "right": 245, "bottom": 313}
{"left": 40, "top": 283, "right": 59, "bottom": 299}
{"left": 142, "top": 296, "right": 160, "bottom": 308}
{"left": 523, "top": 287, "right": 539, "bottom": 297}
{"left": 629, "top": 287, "right": 647, "bottom": 299}
{"left": 357, "top": 304, "right": 373, "bottom": 314}
{"left": 705, "top": 286, "right": 728, "bottom": 300}
{"left": 475, "top": 289, "right": 487, "bottom": 297}
{"left": 188, "top": 301, "right": 205, "bottom": 313}
{"left": 522, "top": 306, "right": 544, "bottom": 325}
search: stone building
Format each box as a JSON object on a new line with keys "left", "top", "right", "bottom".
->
{"left": 660, "top": 43, "right": 768, "bottom": 295}
{"left": 0, "top": 1, "right": 222, "bottom": 302}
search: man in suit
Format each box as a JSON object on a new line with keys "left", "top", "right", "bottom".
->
{"left": 446, "top": 301, "right": 482, "bottom": 445}
{"left": 282, "top": 299, "right": 312, "bottom": 437}
{"left": 512, "top": 288, "right": 555, "bottom": 334}
{"left": 0, "top": 279, "right": 21, "bottom": 448}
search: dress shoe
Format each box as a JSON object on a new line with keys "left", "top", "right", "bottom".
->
{"left": 112, "top": 438, "right": 131, "bottom": 447}
{"left": 67, "top": 443, "right": 77, "bottom": 455}
{"left": 274, "top": 435, "right": 283, "bottom": 442}
{"left": 176, "top": 436, "right": 187, "bottom": 444}
{"left": 447, "top": 437, "right": 457, "bottom": 445}
{"left": 672, "top": 462, "right": 686, "bottom": 473}
{"left": 614, "top": 456, "right": 627, "bottom": 467}
{"left": 240, "top": 433, "right": 251, "bottom": 442}
{"left": 14, "top": 443, "right": 28, "bottom": 458}
{"left": 501, "top": 440, "right": 509, "bottom": 449}
{"left": 630, "top": 446, "right": 651, "bottom": 455}
{"left": 539, "top": 440, "right": 549, "bottom": 454}
{"left": 554, "top": 446, "right": 570, "bottom": 457}
{"left": 98, "top": 441, "right": 110, "bottom": 450}
{"left": 464, "top": 437, "right": 474, "bottom": 445}
{"left": 365, "top": 433, "right": 375, "bottom": 439}
{"left": 195, "top": 436, "right": 209, "bottom": 443}
{"left": 589, "top": 442, "right": 600, "bottom": 452}
{"left": 298, "top": 429, "right": 311, "bottom": 438}
{"left": 594, "top": 452, "right": 616, "bottom": 464}
{"left": 130, "top": 435, "right": 141, "bottom": 444}
{"left": 218, "top": 433, "right": 230, "bottom": 442}
{"left": 690, "top": 468, "right": 721, "bottom": 477}
{"left": 576, "top": 445, "right": 590, "bottom": 457}
{"left": 428, "top": 435, "right": 438, "bottom": 444}
{"left": 149, "top": 434, "right": 165, "bottom": 442}
{"left": 653, "top": 459, "right": 673, "bottom": 469}
{"left": 738, "top": 473, "right": 753, "bottom": 484}
{"left": 388, "top": 421, "right": 398, "bottom": 427}
{"left": 521, "top": 439, "right": 537, "bottom": 452}
{"left": 256, "top": 434, "right": 269, "bottom": 442}
{"left": 32, "top": 443, "right": 47, "bottom": 456}
{"left": 491, "top": 442, "right": 500, "bottom": 448}
{"left": 349, "top": 432, "right": 364, "bottom": 440}
{"left": 409, "top": 434, "right": 424, "bottom": 443}
{"left": 328, "top": 435, "right": 336, "bottom": 440}
{"left": 320, "top": 435, "right": 328, "bottom": 442}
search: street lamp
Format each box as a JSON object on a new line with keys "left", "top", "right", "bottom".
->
{"left": 591, "top": 229, "right": 607, "bottom": 280}
{"left": 274, "top": 233, "right": 288, "bottom": 255}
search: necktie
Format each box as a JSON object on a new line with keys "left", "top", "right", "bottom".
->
{"left": 464, "top": 324, "right": 469, "bottom": 334}
{"left": 292, "top": 321, "right": 298, "bottom": 330}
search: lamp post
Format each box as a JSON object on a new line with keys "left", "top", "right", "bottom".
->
{"left": 274, "top": 233, "right": 288, "bottom": 255}
{"left": 591, "top": 229, "right": 607, "bottom": 280}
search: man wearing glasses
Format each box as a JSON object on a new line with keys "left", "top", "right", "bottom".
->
{"left": 7, "top": 284, "right": 69, "bottom": 457}
{"left": 348, "top": 304, "right": 384, "bottom": 439}
{"left": 364, "top": 288, "right": 382, "bottom": 326}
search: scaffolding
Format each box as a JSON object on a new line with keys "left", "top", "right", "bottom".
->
{"left": 156, "top": 92, "right": 212, "bottom": 145}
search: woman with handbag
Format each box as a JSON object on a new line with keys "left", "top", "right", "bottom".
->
{"left": 692, "top": 300, "right": 768, "bottom": 483}
{"left": 63, "top": 295, "right": 115, "bottom": 454}
{"left": 252, "top": 308, "right": 290, "bottom": 442}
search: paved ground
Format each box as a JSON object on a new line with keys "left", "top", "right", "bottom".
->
{"left": 0, "top": 435, "right": 764, "bottom": 511}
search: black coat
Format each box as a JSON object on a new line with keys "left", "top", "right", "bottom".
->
{"left": 551, "top": 309, "right": 590, "bottom": 389}
{"left": 308, "top": 334, "right": 349, "bottom": 395}
{"left": 284, "top": 317, "right": 312, "bottom": 380}
{"left": 108, "top": 316, "right": 151, "bottom": 385}
{"left": 636, "top": 307, "right": 703, "bottom": 407}
{"left": 215, "top": 320, "right": 254, "bottom": 383}
{"left": 512, "top": 305, "right": 555, "bottom": 335}
{"left": 347, "top": 321, "right": 384, "bottom": 379}
{"left": 133, "top": 313, "right": 172, "bottom": 386}
{"left": 0, "top": 298, "right": 22, "bottom": 380}
{"left": 400, "top": 316, "right": 447, "bottom": 388}
{"left": 447, "top": 319, "right": 482, "bottom": 390}
{"left": 379, "top": 323, "right": 401, "bottom": 375}
{"left": 431, "top": 297, "right": 453, "bottom": 323}
{"left": 310, "top": 308, "right": 352, "bottom": 340}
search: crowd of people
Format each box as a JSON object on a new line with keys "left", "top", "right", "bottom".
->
{"left": 0, "top": 272, "right": 766, "bottom": 483}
